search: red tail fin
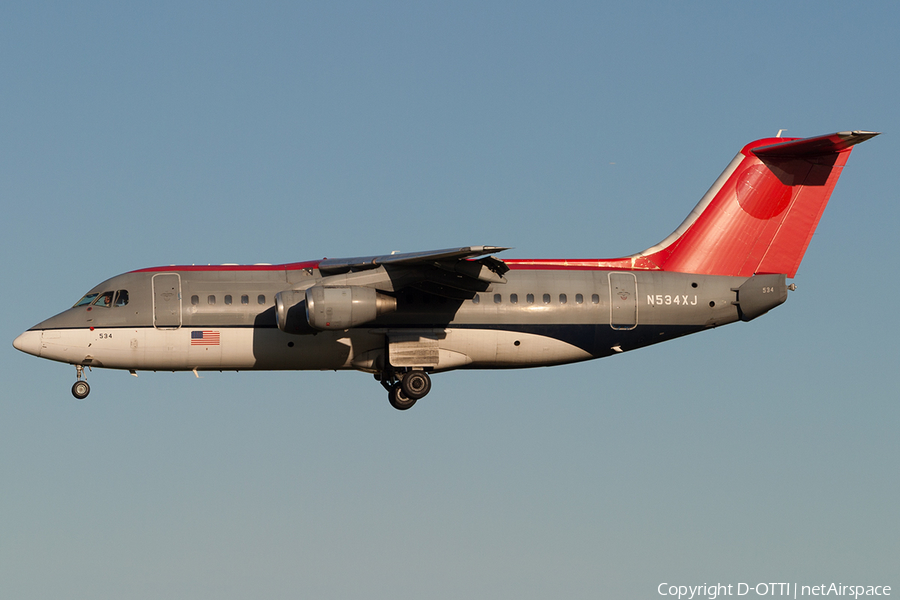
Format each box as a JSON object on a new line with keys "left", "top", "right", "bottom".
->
{"left": 635, "top": 131, "right": 878, "bottom": 277}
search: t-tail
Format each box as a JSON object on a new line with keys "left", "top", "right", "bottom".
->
{"left": 629, "top": 130, "right": 879, "bottom": 277}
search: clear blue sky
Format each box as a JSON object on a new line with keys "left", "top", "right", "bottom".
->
{"left": 2, "top": 2, "right": 897, "bottom": 598}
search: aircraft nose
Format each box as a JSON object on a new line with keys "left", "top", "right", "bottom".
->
{"left": 13, "top": 330, "right": 42, "bottom": 357}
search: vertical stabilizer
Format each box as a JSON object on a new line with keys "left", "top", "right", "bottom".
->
{"left": 635, "top": 131, "right": 878, "bottom": 277}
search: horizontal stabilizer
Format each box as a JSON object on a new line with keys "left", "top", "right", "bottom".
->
{"left": 752, "top": 131, "right": 880, "bottom": 158}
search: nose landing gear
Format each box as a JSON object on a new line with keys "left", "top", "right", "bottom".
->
{"left": 71, "top": 365, "right": 90, "bottom": 399}
{"left": 378, "top": 369, "right": 432, "bottom": 410}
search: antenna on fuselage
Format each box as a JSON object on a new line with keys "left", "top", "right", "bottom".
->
{"left": 776, "top": 129, "right": 787, "bottom": 138}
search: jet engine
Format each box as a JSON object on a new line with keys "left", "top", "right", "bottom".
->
{"left": 275, "top": 286, "right": 397, "bottom": 333}
{"left": 274, "top": 290, "right": 316, "bottom": 334}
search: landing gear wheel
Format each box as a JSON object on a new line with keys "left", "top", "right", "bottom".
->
{"left": 389, "top": 382, "right": 417, "bottom": 411}
{"left": 72, "top": 380, "right": 90, "bottom": 400}
{"left": 401, "top": 371, "right": 432, "bottom": 400}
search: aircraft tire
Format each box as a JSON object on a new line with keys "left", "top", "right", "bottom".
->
{"left": 72, "top": 380, "right": 90, "bottom": 400}
{"left": 389, "top": 383, "right": 416, "bottom": 411}
{"left": 401, "top": 371, "right": 431, "bottom": 400}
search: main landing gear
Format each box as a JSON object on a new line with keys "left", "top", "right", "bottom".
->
{"left": 72, "top": 365, "right": 90, "bottom": 399}
{"left": 378, "top": 369, "right": 432, "bottom": 411}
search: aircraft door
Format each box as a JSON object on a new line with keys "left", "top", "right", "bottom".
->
{"left": 609, "top": 272, "right": 637, "bottom": 330}
{"left": 153, "top": 273, "right": 182, "bottom": 329}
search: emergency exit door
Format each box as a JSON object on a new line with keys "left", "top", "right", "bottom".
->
{"left": 152, "top": 273, "right": 182, "bottom": 329}
{"left": 609, "top": 272, "right": 637, "bottom": 330}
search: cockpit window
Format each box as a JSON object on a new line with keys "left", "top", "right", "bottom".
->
{"left": 74, "top": 293, "right": 99, "bottom": 307}
{"left": 73, "top": 289, "right": 129, "bottom": 308}
{"left": 92, "top": 291, "right": 115, "bottom": 308}
{"left": 114, "top": 290, "right": 129, "bottom": 307}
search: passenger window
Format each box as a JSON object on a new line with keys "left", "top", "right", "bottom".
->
{"left": 575, "top": 293, "right": 583, "bottom": 304}
{"left": 241, "top": 295, "right": 249, "bottom": 305}
{"left": 114, "top": 290, "right": 129, "bottom": 307}
{"left": 93, "top": 291, "right": 114, "bottom": 308}
{"left": 510, "top": 293, "right": 518, "bottom": 304}
{"left": 526, "top": 293, "right": 534, "bottom": 304}
{"left": 472, "top": 294, "right": 480, "bottom": 304}
{"left": 224, "top": 295, "right": 232, "bottom": 305}
{"left": 258, "top": 295, "right": 266, "bottom": 305}
{"left": 208, "top": 295, "right": 216, "bottom": 305}
{"left": 493, "top": 294, "right": 502, "bottom": 304}
{"left": 592, "top": 294, "right": 600, "bottom": 304}
{"left": 191, "top": 295, "right": 199, "bottom": 306}
{"left": 74, "top": 293, "right": 99, "bottom": 307}
{"left": 559, "top": 293, "right": 567, "bottom": 304}
{"left": 542, "top": 293, "right": 551, "bottom": 304}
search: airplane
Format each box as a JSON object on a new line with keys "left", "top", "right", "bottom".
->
{"left": 13, "top": 130, "right": 878, "bottom": 410}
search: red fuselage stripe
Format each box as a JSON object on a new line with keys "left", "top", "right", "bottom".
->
{"left": 131, "top": 258, "right": 658, "bottom": 274}
{"left": 131, "top": 261, "right": 321, "bottom": 273}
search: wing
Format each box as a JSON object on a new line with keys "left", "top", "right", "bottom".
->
{"left": 318, "top": 245, "right": 509, "bottom": 274}
{"left": 315, "top": 246, "right": 511, "bottom": 298}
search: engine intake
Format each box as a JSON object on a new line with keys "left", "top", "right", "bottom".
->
{"left": 275, "top": 290, "right": 316, "bottom": 334}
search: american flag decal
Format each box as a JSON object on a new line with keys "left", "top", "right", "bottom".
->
{"left": 191, "top": 330, "right": 220, "bottom": 346}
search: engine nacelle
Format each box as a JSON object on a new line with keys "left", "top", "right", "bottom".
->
{"left": 276, "top": 286, "right": 397, "bottom": 333}
{"left": 306, "top": 286, "right": 397, "bottom": 330}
